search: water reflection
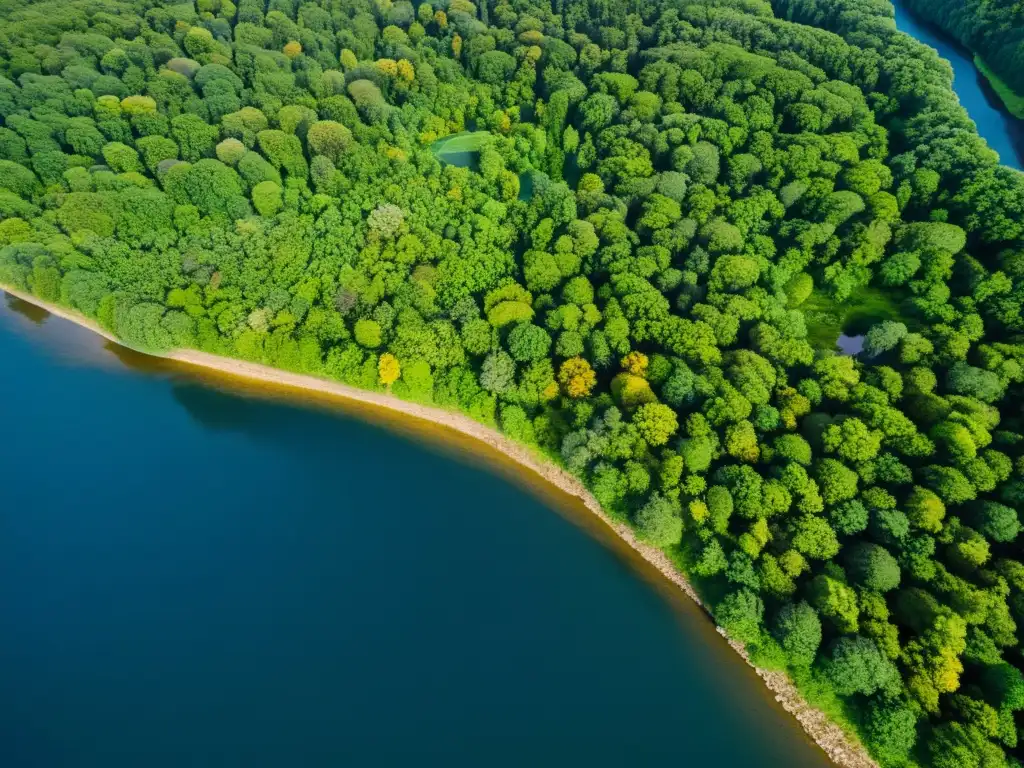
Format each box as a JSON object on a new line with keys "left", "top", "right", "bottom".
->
{"left": 162, "top": 374, "right": 713, "bottom": 618}
{"left": 5, "top": 293, "right": 49, "bottom": 324}
{"left": 169, "top": 380, "right": 376, "bottom": 452}
{"left": 837, "top": 333, "right": 865, "bottom": 356}
{"left": 0, "top": 293, "right": 125, "bottom": 372}
{"left": 171, "top": 382, "right": 275, "bottom": 435}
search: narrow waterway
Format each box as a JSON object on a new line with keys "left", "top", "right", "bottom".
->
{"left": 0, "top": 297, "right": 832, "bottom": 767}
{"left": 890, "top": 0, "right": 1024, "bottom": 170}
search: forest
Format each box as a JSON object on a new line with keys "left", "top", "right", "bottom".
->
{"left": 892, "top": 0, "right": 1024, "bottom": 114}
{"left": 1, "top": 0, "right": 1024, "bottom": 765}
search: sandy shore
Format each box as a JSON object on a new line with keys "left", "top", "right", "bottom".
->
{"left": 2, "top": 284, "right": 877, "bottom": 768}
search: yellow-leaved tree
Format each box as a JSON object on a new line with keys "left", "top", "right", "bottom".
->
{"left": 558, "top": 357, "right": 596, "bottom": 398}
{"left": 621, "top": 351, "right": 649, "bottom": 377}
{"left": 378, "top": 353, "right": 401, "bottom": 391}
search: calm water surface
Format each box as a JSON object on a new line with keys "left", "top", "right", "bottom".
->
{"left": 837, "top": 333, "right": 865, "bottom": 356}
{"left": 0, "top": 296, "right": 829, "bottom": 768}
{"left": 891, "top": 0, "right": 1024, "bottom": 170}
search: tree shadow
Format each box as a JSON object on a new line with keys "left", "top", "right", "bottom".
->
{"left": 4, "top": 294, "right": 49, "bottom": 325}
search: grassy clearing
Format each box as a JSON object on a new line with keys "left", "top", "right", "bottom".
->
{"left": 429, "top": 130, "right": 493, "bottom": 159}
{"left": 975, "top": 56, "right": 1024, "bottom": 119}
{"left": 801, "top": 286, "right": 904, "bottom": 351}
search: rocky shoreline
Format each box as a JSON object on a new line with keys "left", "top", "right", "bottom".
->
{"left": 2, "top": 284, "right": 878, "bottom": 768}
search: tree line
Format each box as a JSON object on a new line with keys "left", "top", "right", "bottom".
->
{"left": 887, "top": 0, "right": 1024, "bottom": 100}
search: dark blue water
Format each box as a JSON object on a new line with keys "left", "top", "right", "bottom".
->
{"left": 0, "top": 296, "right": 828, "bottom": 768}
{"left": 891, "top": 0, "right": 1024, "bottom": 170}
{"left": 837, "top": 333, "right": 865, "bottom": 356}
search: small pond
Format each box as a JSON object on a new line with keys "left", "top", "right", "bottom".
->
{"left": 429, "top": 130, "right": 493, "bottom": 169}
{"left": 430, "top": 131, "right": 535, "bottom": 201}
{"left": 837, "top": 333, "right": 865, "bottom": 356}
{"left": 518, "top": 170, "right": 534, "bottom": 201}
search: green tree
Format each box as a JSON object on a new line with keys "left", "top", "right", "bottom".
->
{"left": 306, "top": 120, "right": 353, "bottom": 164}
{"left": 222, "top": 107, "right": 269, "bottom": 147}
{"left": 808, "top": 575, "right": 859, "bottom": 633}
{"left": 824, "top": 636, "right": 899, "bottom": 697}
{"left": 171, "top": 114, "right": 219, "bottom": 162}
{"left": 480, "top": 351, "right": 516, "bottom": 395}
{"left": 0, "top": 160, "right": 39, "bottom": 198}
{"left": 101, "top": 142, "right": 141, "bottom": 173}
{"left": 716, "top": 588, "right": 764, "bottom": 644}
{"left": 970, "top": 502, "right": 1020, "bottom": 543}
{"left": 865, "top": 702, "right": 918, "bottom": 765}
{"left": 705, "top": 485, "right": 733, "bottom": 533}
{"left": 791, "top": 516, "right": 840, "bottom": 561}
{"left": 846, "top": 542, "right": 901, "bottom": 592}
{"left": 945, "top": 362, "right": 1005, "bottom": 403}
{"left": 251, "top": 180, "right": 283, "bottom": 216}
{"left": 906, "top": 486, "right": 946, "bottom": 533}
{"left": 686, "top": 142, "right": 720, "bottom": 185}
{"left": 772, "top": 601, "right": 822, "bottom": 667}
{"left": 633, "top": 403, "right": 678, "bottom": 446}
{"left": 815, "top": 459, "right": 859, "bottom": 506}
{"left": 507, "top": 323, "right": 552, "bottom": 363}
{"left": 863, "top": 321, "right": 908, "bottom": 358}
{"left": 354, "top": 319, "right": 382, "bottom": 348}
{"left": 256, "top": 129, "right": 308, "bottom": 178}
{"left": 774, "top": 434, "right": 812, "bottom": 465}
{"left": 215, "top": 138, "right": 246, "bottom": 166}
{"left": 634, "top": 493, "right": 682, "bottom": 547}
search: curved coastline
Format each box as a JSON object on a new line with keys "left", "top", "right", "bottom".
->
{"left": 889, "top": 0, "right": 1024, "bottom": 169}
{"left": 1, "top": 284, "right": 877, "bottom": 768}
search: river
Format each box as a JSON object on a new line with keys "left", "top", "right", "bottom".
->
{"left": 0, "top": 297, "right": 830, "bottom": 766}
{"left": 890, "top": 0, "right": 1024, "bottom": 170}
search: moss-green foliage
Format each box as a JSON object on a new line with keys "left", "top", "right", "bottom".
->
{"left": 430, "top": 131, "right": 493, "bottom": 157}
{"left": 895, "top": 0, "right": 1024, "bottom": 99}
{"left": 975, "top": 57, "right": 1024, "bottom": 120}
{"left": 2, "top": 0, "right": 1024, "bottom": 764}
{"left": 802, "top": 287, "right": 905, "bottom": 351}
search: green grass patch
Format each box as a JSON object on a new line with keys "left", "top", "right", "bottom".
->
{"left": 785, "top": 664, "right": 866, "bottom": 745}
{"left": 975, "top": 56, "right": 1024, "bottom": 119}
{"left": 429, "top": 131, "right": 493, "bottom": 165}
{"left": 801, "top": 286, "right": 904, "bottom": 351}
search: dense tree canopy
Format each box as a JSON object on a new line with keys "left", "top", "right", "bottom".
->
{"left": 896, "top": 0, "right": 1024, "bottom": 104}
{"left": 1, "top": 0, "right": 1024, "bottom": 765}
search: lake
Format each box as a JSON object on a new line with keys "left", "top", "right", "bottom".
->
{"left": 0, "top": 294, "right": 830, "bottom": 767}
{"left": 890, "top": 0, "right": 1024, "bottom": 170}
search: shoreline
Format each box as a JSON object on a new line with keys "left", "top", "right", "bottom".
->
{"left": 2, "top": 284, "right": 878, "bottom": 768}
{"left": 889, "top": 0, "right": 1024, "bottom": 170}
{"left": 975, "top": 55, "right": 1024, "bottom": 121}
